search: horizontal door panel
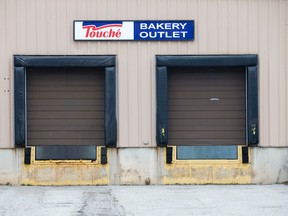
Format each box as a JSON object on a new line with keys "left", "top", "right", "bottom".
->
{"left": 28, "top": 139, "right": 105, "bottom": 146}
{"left": 28, "top": 111, "right": 104, "bottom": 119}
{"left": 168, "top": 98, "right": 245, "bottom": 106}
{"left": 28, "top": 125, "right": 104, "bottom": 131}
{"left": 169, "top": 131, "right": 245, "bottom": 139}
{"left": 28, "top": 105, "right": 104, "bottom": 112}
{"left": 29, "top": 119, "right": 104, "bottom": 126}
{"left": 168, "top": 91, "right": 245, "bottom": 99}
{"left": 28, "top": 98, "right": 104, "bottom": 106}
{"left": 27, "top": 91, "right": 104, "bottom": 99}
{"left": 168, "top": 111, "right": 245, "bottom": 119}
{"left": 28, "top": 131, "right": 104, "bottom": 139}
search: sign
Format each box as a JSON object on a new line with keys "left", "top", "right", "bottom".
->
{"left": 74, "top": 20, "right": 194, "bottom": 41}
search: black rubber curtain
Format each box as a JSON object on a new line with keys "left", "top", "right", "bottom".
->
{"left": 156, "top": 55, "right": 259, "bottom": 147}
{"left": 14, "top": 55, "right": 117, "bottom": 148}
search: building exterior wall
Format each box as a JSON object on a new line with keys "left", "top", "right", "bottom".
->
{"left": 0, "top": 0, "right": 287, "bottom": 148}
{"left": 0, "top": 0, "right": 287, "bottom": 185}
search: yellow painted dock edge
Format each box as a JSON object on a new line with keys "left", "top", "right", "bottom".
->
{"left": 163, "top": 146, "right": 252, "bottom": 184}
{"left": 21, "top": 146, "right": 109, "bottom": 186}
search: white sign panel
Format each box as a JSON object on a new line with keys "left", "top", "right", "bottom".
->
{"left": 74, "top": 20, "right": 194, "bottom": 41}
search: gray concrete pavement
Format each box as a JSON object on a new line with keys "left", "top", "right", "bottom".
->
{"left": 0, "top": 185, "right": 287, "bottom": 216}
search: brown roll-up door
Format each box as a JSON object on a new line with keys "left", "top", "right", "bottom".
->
{"left": 27, "top": 67, "right": 105, "bottom": 146}
{"left": 168, "top": 67, "right": 246, "bottom": 146}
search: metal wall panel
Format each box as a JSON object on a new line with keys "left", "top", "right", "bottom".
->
{"left": 0, "top": 0, "right": 287, "bottom": 148}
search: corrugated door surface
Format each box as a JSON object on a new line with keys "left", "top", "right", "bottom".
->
{"left": 168, "top": 67, "right": 246, "bottom": 146}
{"left": 27, "top": 67, "right": 105, "bottom": 146}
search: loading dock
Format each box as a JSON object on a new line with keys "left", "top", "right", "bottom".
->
{"left": 156, "top": 55, "right": 258, "bottom": 162}
{"left": 14, "top": 55, "right": 117, "bottom": 161}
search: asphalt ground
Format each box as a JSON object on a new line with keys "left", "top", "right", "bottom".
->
{"left": 0, "top": 185, "right": 287, "bottom": 216}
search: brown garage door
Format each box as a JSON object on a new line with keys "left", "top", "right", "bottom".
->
{"left": 168, "top": 67, "right": 246, "bottom": 145}
{"left": 27, "top": 67, "right": 105, "bottom": 146}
